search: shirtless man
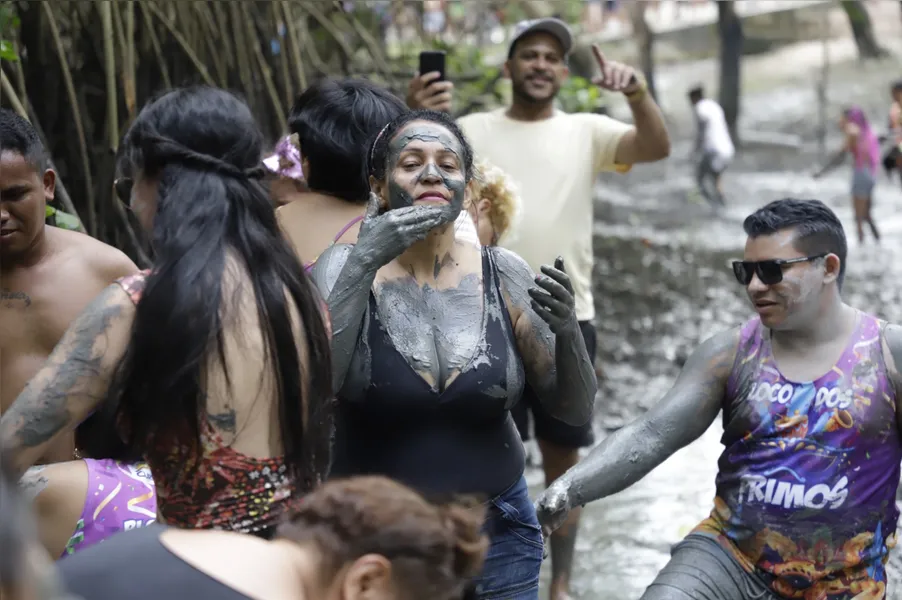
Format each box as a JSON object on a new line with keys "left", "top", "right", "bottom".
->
{"left": 0, "top": 108, "right": 138, "bottom": 464}
{"left": 537, "top": 198, "right": 902, "bottom": 599}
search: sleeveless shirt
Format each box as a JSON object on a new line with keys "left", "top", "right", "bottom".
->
{"left": 694, "top": 312, "right": 901, "bottom": 599}
{"left": 329, "top": 247, "right": 526, "bottom": 496}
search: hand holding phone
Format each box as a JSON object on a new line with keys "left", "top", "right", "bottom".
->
{"left": 406, "top": 51, "right": 453, "bottom": 113}
{"left": 418, "top": 50, "right": 446, "bottom": 82}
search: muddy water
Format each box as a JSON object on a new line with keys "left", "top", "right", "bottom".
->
{"left": 524, "top": 143, "right": 902, "bottom": 598}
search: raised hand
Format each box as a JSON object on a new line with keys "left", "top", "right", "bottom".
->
{"left": 535, "top": 478, "right": 573, "bottom": 539}
{"left": 527, "top": 257, "right": 578, "bottom": 336}
{"left": 590, "top": 44, "right": 643, "bottom": 95}
{"left": 356, "top": 192, "right": 456, "bottom": 269}
{"left": 406, "top": 71, "right": 454, "bottom": 113}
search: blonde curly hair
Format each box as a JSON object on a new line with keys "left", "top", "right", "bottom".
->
{"left": 468, "top": 158, "right": 522, "bottom": 245}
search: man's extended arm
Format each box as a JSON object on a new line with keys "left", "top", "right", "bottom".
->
{"left": 559, "top": 328, "right": 737, "bottom": 507}
{"left": 612, "top": 87, "right": 671, "bottom": 165}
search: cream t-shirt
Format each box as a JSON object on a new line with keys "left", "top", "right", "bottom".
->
{"left": 457, "top": 108, "right": 631, "bottom": 321}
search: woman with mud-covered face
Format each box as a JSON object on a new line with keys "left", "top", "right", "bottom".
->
{"left": 311, "top": 109, "right": 597, "bottom": 599}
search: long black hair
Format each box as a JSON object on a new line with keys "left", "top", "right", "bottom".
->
{"left": 109, "top": 86, "right": 333, "bottom": 490}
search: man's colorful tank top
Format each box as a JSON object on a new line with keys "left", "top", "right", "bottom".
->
{"left": 693, "top": 312, "right": 901, "bottom": 599}
{"left": 62, "top": 459, "right": 157, "bottom": 558}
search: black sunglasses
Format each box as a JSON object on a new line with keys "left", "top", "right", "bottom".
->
{"left": 732, "top": 254, "right": 827, "bottom": 286}
{"left": 113, "top": 177, "right": 133, "bottom": 210}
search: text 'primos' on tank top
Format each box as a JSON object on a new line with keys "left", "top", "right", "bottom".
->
{"left": 694, "top": 312, "right": 902, "bottom": 599}
{"left": 329, "top": 247, "right": 526, "bottom": 497}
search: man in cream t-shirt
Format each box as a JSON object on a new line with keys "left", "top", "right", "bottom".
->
{"left": 408, "top": 17, "right": 671, "bottom": 600}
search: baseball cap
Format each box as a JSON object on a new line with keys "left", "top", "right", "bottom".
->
{"left": 508, "top": 18, "right": 574, "bottom": 59}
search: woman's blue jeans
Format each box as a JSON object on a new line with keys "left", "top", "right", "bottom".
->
{"left": 471, "top": 475, "right": 544, "bottom": 599}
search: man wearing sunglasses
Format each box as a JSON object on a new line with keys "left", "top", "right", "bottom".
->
{"left": 536, "top": 198, "right": 902, "bottom": 599}
{"left": 0, "top": 109, "right": 138, "bottom": 464}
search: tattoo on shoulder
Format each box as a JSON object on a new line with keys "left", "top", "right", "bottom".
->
{"left": 18, "top": 466, "right": 50, "bottom": 501}
{"left": 1, "top": 285, "right": 126, "bottom": 450}
{"left": 208, "top": 409, "right": 237, "bottom": 433}
{"left": 1, "top": 288, "right": 32, "bottom": 308}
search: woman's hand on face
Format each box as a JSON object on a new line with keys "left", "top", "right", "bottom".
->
{"left": 527, "top": 257, "right": 579, "bottom": 336}
{"left": 357, "top": 192, "right": 456, "bottom": 268}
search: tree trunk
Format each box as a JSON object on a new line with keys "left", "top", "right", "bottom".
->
{"left": 717, "top": 0, "right": 742, "bottom": 145}
{"left": 629, "top": 1, "right": 657, "bottom": 104}
{"left": 840, "top": 0, "right": 887, "bottom": 59}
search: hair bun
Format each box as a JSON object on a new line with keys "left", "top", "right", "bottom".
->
{"left": 439, "top": 498, "right": 489, "bottom": 580}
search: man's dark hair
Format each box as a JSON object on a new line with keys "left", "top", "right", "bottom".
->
{"left": 0, "top": 108, "right": 47, "bottom": 172}
{"left": 688, "top": 85, "right": 704, "bottom": 101}
{"left": 893, "top": 79, "right": 902, "bottom": 93}
{"left": 743, "top": 198, "right": 847, "bottom": 286}
{"left": 288, "top": 78, "right": 408, "bottom": 204}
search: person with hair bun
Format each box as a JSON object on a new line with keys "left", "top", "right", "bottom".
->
{"left": 0, "top": 86, "right": 334, "bottom": 539}
{"left": 313, "top": 109, "right": 597, "bottom": 599}
{"left": 57, "top": 475, "right": 487, "bottom": 600}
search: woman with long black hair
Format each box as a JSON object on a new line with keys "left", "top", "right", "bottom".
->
{"left": 0, "top": 86, "right": 333, "bottom": 538}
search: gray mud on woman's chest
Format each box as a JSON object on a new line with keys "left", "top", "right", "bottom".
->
{"left": 373, "top": 273, "right": 499, "bottom": 391}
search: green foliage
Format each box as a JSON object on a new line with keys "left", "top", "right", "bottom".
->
{"left": 45, "top": 206, "right": 83, "bottom": 231}
{"left": 0, "top": 1, "right": 18, "bottom": 62}
{"left": 557, "top": 75, "right": 604, "bottom": 114}
{"left": 412, "top": 42, "right": 506, "bottom": 114}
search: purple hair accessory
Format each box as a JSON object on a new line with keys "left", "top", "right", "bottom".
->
{"left": 263, "top": 133, "right": 304, "bottom": 180}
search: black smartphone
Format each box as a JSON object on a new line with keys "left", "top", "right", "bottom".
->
{"left": 418, "top": 50, "right": 446, "bottom": 81}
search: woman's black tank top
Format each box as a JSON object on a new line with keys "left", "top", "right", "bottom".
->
{"left": 58, "top": 525, "right": 251, "bottom": 600}
{"left": 330, "top": 247, "right": 526, "bottom": 497}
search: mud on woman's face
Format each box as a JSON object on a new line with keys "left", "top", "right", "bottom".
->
{"left": 385, "top": 121, "right": 466, "bottom": 215}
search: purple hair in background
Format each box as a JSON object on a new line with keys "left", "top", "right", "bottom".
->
{"left": 844, "top": 106, "right": 880, "bottom": 173}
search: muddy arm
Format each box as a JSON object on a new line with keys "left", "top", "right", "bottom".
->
{"left": 310, "top": 243, "right": 373, "bottom": 395}
{"left": 880, "top": 324, "right": 902, "bottom": 438}
{"left": 562, "top": 328, "right": 738, "bottom": 507}
{"left": 492, "top": 247, "right": 597, "bottom": 427}
{"left": 0, "top": 285, "right": 135, "bottom": 477}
